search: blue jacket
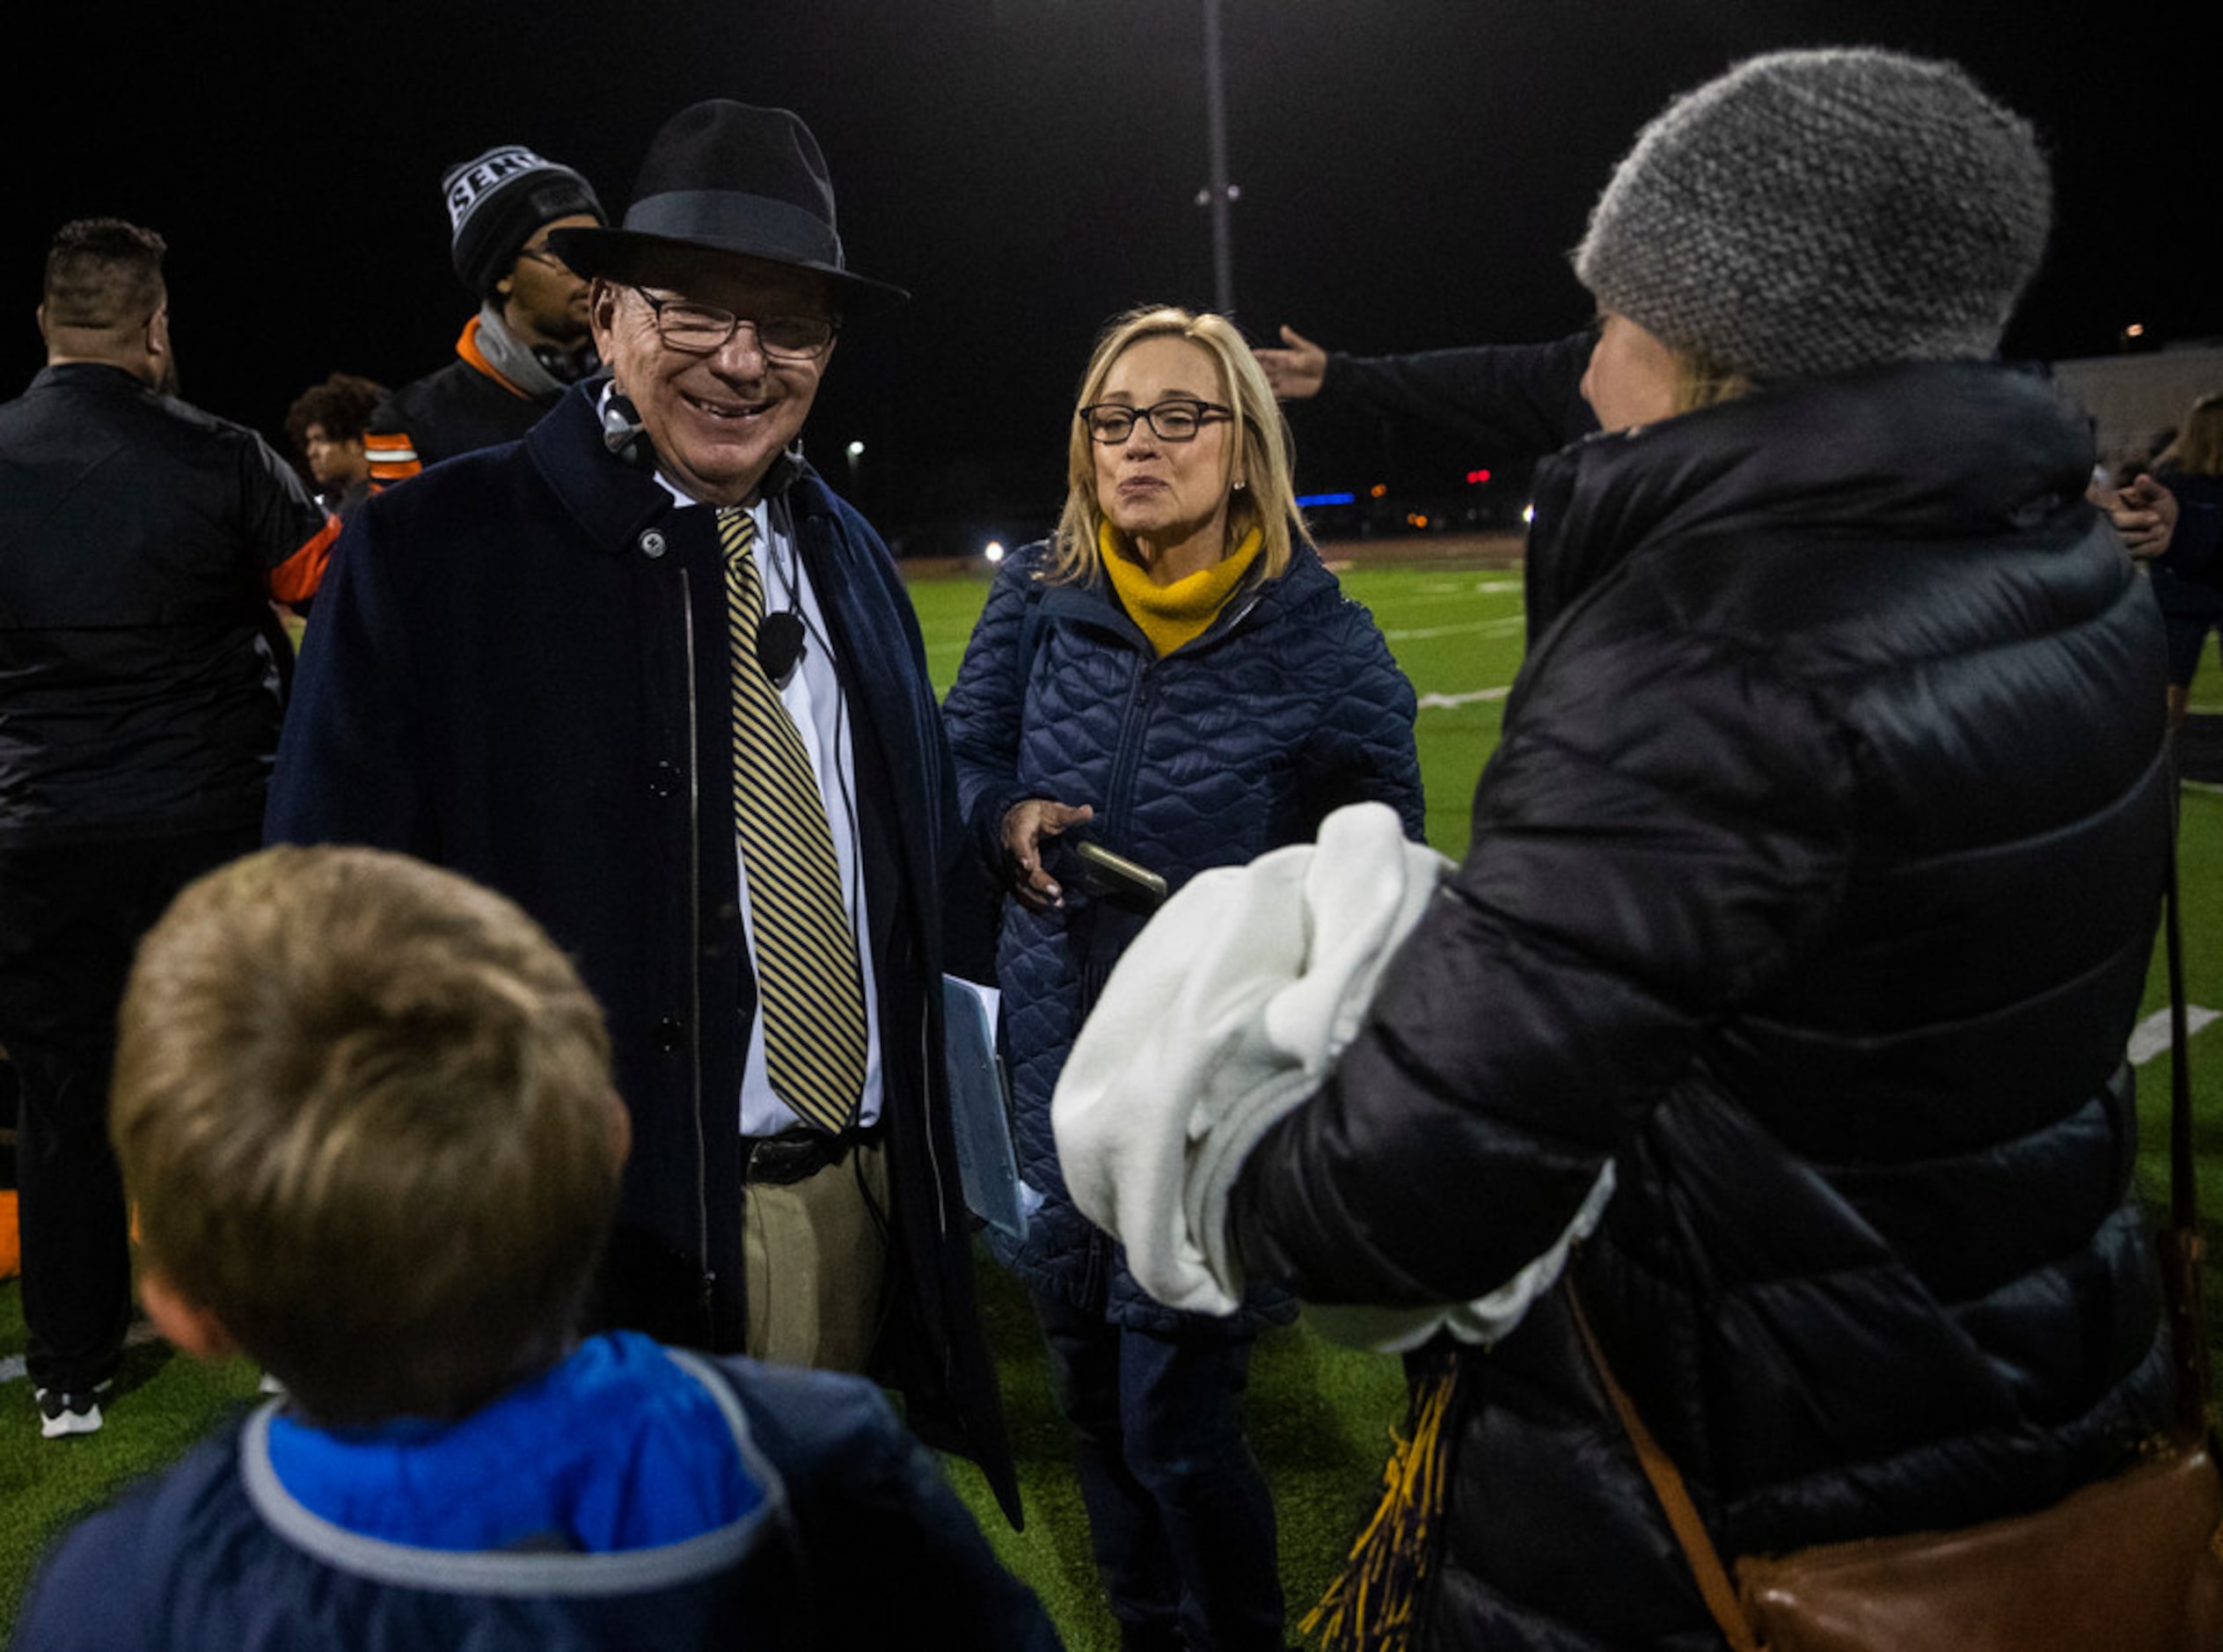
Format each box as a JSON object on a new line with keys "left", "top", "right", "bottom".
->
{"left": 1233, "top": 362, "right": 2181, "bottom": 1648}
{"left": 11, "top": 1347, "right": 1058, "bottom": 1651}
{"left": 265, "top": 384, "right": 1016, "bottom": 1519}
{"left": 944, "top": 537, "right": 1422, "bottom": 1332}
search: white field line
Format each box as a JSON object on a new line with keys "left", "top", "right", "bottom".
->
{"left": 1419, "top": 688, "right": 1510, "bottom": 709}
{"left": 1413, "top": 579, "right": 1525, "bottom": 596}
{"left": 1383, "top": 617, "right": 1525, "bottom": 643}
{"left": 2127, "top": 1005, "right": 2220, "bottom": 1066}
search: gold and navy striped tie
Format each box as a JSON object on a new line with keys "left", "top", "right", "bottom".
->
{"left": 718, "top": 506, "right": 867, "bottom": 1134}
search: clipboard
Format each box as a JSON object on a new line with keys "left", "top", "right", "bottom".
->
{"left": 941, "top": 975, "right": 1027, "bottom": 1241}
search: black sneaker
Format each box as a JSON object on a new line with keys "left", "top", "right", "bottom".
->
{"left": 34, "top": 1383, "right": 109, "bottom": 1439}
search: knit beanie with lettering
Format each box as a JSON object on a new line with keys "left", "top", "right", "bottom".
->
{"left": 1573, "top": 48, "right": 2051, "bottom": 383}
{"left": 442, "top": 146, "right": 605, "bottom": 299}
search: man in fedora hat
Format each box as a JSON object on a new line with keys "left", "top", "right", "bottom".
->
{"left": 267, "top": 100, "right": 1019, "bottom": 1522}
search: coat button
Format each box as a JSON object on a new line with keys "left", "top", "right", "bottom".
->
{"left": 648, "top": 760, "right": 678, "bottom": 797}
{"left": 653, "top": 1016, "right": 685, "bottom": 1052}
{"left": 639, "top": 529, "right": 668, "bottom": 559}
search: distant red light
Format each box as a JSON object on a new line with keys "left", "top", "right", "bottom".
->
{"left": 1466, "top": 468, "right": 1492, "bottom": 485}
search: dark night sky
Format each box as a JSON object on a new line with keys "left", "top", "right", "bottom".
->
{"left": 11, "top": 2, "right": 2217, "bottom": 545}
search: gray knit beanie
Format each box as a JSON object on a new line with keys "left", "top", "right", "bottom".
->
{"left": 442, "top": 145, "right": 605, "bottom": 300}
{"left": 1573, "top": 48, "right": 2051, "bottom": 383}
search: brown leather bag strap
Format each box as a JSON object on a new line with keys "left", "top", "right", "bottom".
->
{"left": 1567, "top": 1285, "right": 1761, "bottom": 1652}
{"left": 1570, "top": 772, "right": 2208, "bottom": 1652}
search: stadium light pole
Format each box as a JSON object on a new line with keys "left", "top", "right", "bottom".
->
{"left": 1197, "top": 0, "right": 1238, "bottom": 315}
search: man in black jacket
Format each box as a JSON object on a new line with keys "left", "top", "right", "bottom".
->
{"left": 364, "top": 145, "right": 605, "bottom": 486}
{"left": 0, "top": 218, "right": 335, "bottom": 1438}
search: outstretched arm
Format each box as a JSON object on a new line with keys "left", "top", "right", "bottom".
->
{"left": 1257, "top": 324, "right": 1330, "bottom": 400}
{"left": 1267, "top": 328, "right": 1600, "bottom": 458}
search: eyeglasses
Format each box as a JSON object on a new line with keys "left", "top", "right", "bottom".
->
{"left": 514, "top": 243, "right": 575, "bottom": 274}
{"left": 628, "top": 288, "right": 839, "bottom": 362}
{"left": 1079, "top": 398, "right": 1233, "bottom": 445}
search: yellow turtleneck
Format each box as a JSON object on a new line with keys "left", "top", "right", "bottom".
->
{"left": 1099, "top": 523, "right": 1266, "bottom": 657}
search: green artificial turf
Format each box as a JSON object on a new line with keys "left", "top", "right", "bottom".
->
{"left": 3, "top": 563, "right": 2217, "bottom": 1648}
{"left": 0, "top": 1288, "right": 265, "bottom": 1629}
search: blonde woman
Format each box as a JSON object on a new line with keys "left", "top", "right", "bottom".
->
{"left": 944, "top": 305, "right": 1422, "bottom": 1652}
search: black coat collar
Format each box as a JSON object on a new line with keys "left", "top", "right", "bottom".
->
{"left": 1525, "top": 360, "right": 2094, "bottom": 638}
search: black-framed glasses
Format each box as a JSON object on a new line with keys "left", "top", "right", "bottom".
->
{"left": 514, "top": 243, "right": 575, "bottom": 274}
{"left": 629, "top": 288, "right": 839, "bottom": 362}
{"left": 1079, "top": 398, "right": 1233, "bottom": 445}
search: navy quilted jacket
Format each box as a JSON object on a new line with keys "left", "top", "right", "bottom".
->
{"left": 944, "top": 537, "right": 1423, "bottom": 1332}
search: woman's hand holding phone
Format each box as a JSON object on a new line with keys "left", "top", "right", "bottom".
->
{"left": 1001, "top": 798, "right": 1094, "bottom": 909}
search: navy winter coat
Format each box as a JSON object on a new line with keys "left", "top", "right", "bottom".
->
{"left": 944, "top": 537, "right": 1423, "bottom": 1333}
{"left": 266, "top": 384, "right": 1017, "bottom": 1519}
{"left": 1233, "top": 362, "right": 2181, "bottom": 1648}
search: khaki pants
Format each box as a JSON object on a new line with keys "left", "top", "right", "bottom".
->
{"left": 742, "top": 1135, "right": 889, "bottom": 1371}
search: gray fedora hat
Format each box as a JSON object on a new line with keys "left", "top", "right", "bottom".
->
{"left": 547, "top": 99, "right": 907, "bottom": 313}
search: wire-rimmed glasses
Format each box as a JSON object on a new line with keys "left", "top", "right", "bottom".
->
{"left": 629, "top": 288, "right": 839, "bottom": 362}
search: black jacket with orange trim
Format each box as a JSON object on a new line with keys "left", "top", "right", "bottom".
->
{"left": 365, "top": 316, "right": 561, "bottom": 484}
{"left": 0, "top": 362, "right": 335, "bottom": 844}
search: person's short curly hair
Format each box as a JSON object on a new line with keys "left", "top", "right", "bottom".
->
{"left": 284, "top": 372, "right": 388, "bottom": 456}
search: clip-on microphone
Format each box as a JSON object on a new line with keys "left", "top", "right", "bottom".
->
{"left": 754, "top": 447, "right": 809, "bottom": 683}
{"left": 757, "top": 609, "right": 806, "bottom": 681}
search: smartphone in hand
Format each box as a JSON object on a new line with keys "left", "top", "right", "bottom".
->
{"left": 1066, "top": 838, "right": 1167, "bottom": 915}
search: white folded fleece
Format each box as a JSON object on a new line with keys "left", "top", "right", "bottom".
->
{"left": 1053, "top": 802, "right": 1450, "bottom": 1316}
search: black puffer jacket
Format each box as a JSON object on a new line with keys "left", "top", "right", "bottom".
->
{"left": 1232, "top": 362, "right": 2179, "bottom": 1648}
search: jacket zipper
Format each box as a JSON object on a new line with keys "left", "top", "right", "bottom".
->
{"left": 1102, "top": 650, "right": 1156, "bottom": 851}
{"left": 680, "top": 564, "right": 713, "bottom": 1332}
{"left": 1094, "top": 580, "right": 1260, "bottom": 837}
{"left": 922, "top": 1017, "right": 948, "bottom": 1239}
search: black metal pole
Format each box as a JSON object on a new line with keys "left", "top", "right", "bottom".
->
{"left": 1203, "top": 0, "right": 1234, "bottom": 315}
